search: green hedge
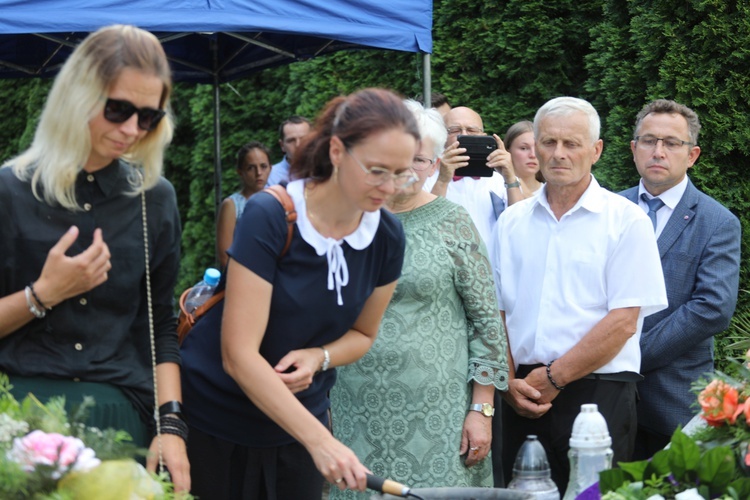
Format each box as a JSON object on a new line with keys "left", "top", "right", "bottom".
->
{"left": 1, "top": 0, "right": 748, "bottom": 365}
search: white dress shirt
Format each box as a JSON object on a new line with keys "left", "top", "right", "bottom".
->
{"left": 638, "top": 175, "right": 688, "bottom": 238}
{"left": 491, "top": 175, "right": 667, "bottom": 374}
{"left": 424, "top": 171, "right": 507, "bottom": 246}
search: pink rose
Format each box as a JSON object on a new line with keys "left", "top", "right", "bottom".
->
{"left": 698, "top": 379, "right": 742, "bottom": 427}
{"left": 8, "top": 430, "right": 99, "bottom": 479}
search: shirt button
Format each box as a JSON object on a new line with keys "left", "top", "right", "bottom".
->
{"left": 79, "top": 298, "right": 88, "bottom": 306}
{"left": 74, "top": 343, "right": 83, "bottom": 351}
{"left": 87, "top": 175, "right": 94, "bottom": 182}
{"left": 84, "top": 203, "right": 92, "bottom": 211}
{"left": 73, "top": 377, "right": 80, "bottom": 382}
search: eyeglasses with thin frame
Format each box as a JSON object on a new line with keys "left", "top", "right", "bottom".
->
{"left": 104, "top": 98, "right": 166, "bottom": 131}
{"left": 635, "top": 135, "right": 694, "bottom": 152}
{"left": 446, "top": 125, "right": 484, "bottom": 136}
{"left": 346, "top": 149, "right": 418, "bottom": 189}
{"left": 411, "top": 155, "right": 435, "bottom": 171}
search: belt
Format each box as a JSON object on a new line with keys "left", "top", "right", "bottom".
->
{"left": 517, "top": 364, "right": 643, "bottom": 383}
{"left": 582, "top": 371, "right": 643, "bottom": 383}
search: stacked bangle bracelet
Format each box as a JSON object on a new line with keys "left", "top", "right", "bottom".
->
{"left": 24, "top": 282, "right": 51, "bottom": 319}
{"left": 24, "top": 286, "right": 46, "bottom": 319}
{"left": 159, "top": 414, "right": 189, "bottom": 442}
{"left": 29, "top": 283, "right": 50, "bottom": 311}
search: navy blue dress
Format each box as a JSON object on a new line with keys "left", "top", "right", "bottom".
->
{"left": 181, "top": 181, "right": 405, "bottom": 447}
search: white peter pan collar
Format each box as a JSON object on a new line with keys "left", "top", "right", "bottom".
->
{"left": 287, "top": 179, "right": 380, "bottom": 306}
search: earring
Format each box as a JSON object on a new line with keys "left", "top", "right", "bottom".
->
{"left": 332, "top": 164, "right": 339, "bottom": 183}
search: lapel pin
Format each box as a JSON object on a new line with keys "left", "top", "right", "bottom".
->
{"left": 684, "top": 215, "right": 689, "bottom": 220}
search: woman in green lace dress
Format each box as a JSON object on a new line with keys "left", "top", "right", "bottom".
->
{"left": 330, "top": 100, "right": 509, "bottom": 497}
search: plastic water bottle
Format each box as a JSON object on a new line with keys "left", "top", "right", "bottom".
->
{"left": 562, "top": 404, "right": 613, "bottom": 500}
{"left": 507, "top": 435, "right": 560, "bottom": 499}
{"left": 184, "top": 268, "right": 221, "bottom": 314}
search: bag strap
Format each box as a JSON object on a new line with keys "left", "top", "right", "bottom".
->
{"left": 137, "top": 171, "right": 165, "bottom": 471}
{"left": 263, "top": 184, "right": 297, "bottom": 258}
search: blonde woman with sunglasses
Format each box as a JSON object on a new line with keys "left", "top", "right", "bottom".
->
{"left": 0, "top": 25, "right": 189, "bottom": 491}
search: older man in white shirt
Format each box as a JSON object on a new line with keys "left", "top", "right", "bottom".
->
{"left": 491, "top": 97, "right": 667, "bottom": 492}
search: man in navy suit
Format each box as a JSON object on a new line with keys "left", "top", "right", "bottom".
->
{"left": 619, "top": 99, "right": 741, "bottom": 459}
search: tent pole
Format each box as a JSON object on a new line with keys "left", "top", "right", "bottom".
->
{"left": 212, "top": 39, "right": 222, "bottom": 237}
{"left": 422, "top": 53, "right": 431, "bottom": 108}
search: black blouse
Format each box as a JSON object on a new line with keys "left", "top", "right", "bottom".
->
{"left": 0, "top": 160, "right": 182, "bottom": 421}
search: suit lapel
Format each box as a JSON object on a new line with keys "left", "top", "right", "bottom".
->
{"left": 622, "top": 187, "right": 639, "bottom": 204}
{"left": 656, "top": 180, "right": 698, "bottom": 257}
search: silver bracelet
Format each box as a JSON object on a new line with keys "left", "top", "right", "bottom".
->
{"left": 320, "top": 346, "right": 331, "bottom": 372}
{"left": 24, "top": 286, "right": 46, "bottom": 319}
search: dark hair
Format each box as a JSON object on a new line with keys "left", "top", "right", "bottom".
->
{"left": 503, "top": 120, "right": 534, "bottom": 150}
{"left": 291, "top": 88, "right": 420, "bottom": 181}
{"left": 278, "top": 116, "right": 311, "bottom": 140}
{"left": 634, "top": 99, "right": 701, "bottom": 144}
{"left": 236, "top": 141, "right": 271, "bottom": 170}
{"left": 414, "top": 92, "right": 450, "bottom": 109}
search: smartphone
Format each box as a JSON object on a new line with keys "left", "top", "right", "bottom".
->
{"left": 455, "top": 135, "right": 497, "bottom": 177}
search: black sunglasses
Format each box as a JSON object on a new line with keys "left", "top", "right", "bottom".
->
{"left": 103, "top": 98, "right": 166, "bottom": 131}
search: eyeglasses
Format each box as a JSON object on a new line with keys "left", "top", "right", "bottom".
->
{"left": 635, "top": 135, "right": 693, "bottom": 151}
{"left": 446, "top": 125, "right": 484, "bottom": 136}
{"left": 411, "top": 155, "right": 435, "bottom": 171}
{"left": 346, "top": 149, "right": 418, "bottom": 189}
{"left": 104, "top": 98, "right": 166, "bottom": 131}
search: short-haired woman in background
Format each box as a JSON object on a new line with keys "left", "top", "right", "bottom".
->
{"left": 329, "top": 100, "right": 509, "bottom": 497}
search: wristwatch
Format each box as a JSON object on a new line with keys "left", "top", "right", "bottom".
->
{"left": 469, "top": 403, "right": 495, "bottom": 417}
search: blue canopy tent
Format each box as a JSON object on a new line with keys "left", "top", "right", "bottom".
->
{"left": 0, "top": 0, "right": 433, "bottom": 210}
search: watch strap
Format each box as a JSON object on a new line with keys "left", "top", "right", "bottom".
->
{"left": 469, "top": 403, "right": 495, "bottom": 417}
{"left": 505, "top": 177, "right": 521, "bottom": 188}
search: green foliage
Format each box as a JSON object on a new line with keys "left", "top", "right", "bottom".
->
{"left": 432, "top": 0, "right": 604, "bottom": 133}
{"left": 0, "top": 79, "right": 50, "bottom": 165}
{"left": 0, "top": 374, "right": 188, "bottom": 499}
{"left": 600, "top": 427, "right": 750, "bottom": 498}
{"left": 0, "top": 0, "right": 748, "bottom": 354}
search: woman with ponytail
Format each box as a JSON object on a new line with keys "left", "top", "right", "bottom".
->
{"left": 181, "top": 88, "right": 419, "bottom": 499}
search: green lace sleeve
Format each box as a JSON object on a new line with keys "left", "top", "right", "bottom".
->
{"left": 444, "top": 205, "right": 509, "bottom": 391}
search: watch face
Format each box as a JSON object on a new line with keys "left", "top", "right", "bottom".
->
{"left": 481, "top": 404, "right": 493, "bottom": 417}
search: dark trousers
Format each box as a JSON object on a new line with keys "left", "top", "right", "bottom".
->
{"left": 633, "top": 425, "right": 671, "bottom": 461}
{"left": 188, "top": 426, "right": 324, "bottom": 500}
{"left": 491, "top": 389, "right": 505, "bottom": 487}
{"left": 501, "top": 369, "right": 637, "bottom": 494}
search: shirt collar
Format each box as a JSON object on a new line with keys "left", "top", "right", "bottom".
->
{"left": 78, "top": 159, "right": 132, "bottom": 197}
{"left": 638, "top": 175, "right": 688, "bottom": 210}
{"left": 287, "top": 179, "right": 381, "bottom": 305}
{"left": 536, "top": 174, "right": 605, "bottom": 215}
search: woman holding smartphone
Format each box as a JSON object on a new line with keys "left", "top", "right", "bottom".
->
{"left": 181, "top": 88, "right": 419, "bottom": 499}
